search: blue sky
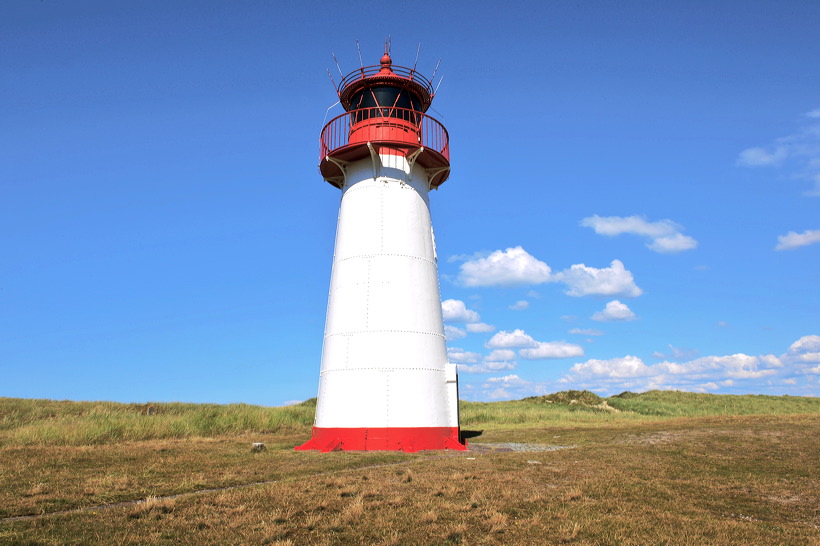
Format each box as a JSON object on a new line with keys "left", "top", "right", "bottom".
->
{"left": 2, "top": 0, "right": 819, "bottom": 405}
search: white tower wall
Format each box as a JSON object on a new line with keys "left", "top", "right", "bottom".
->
{"left": 314, "top": 153, "right": 458, "bottom": 434}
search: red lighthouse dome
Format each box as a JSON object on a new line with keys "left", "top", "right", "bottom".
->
{"left": 319, "top": 53, "right": 450, "bottom": 189}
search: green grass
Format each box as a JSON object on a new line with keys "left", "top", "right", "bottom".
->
{"left": 0, "top": 397, "right": 316, "bottom": 447}
{"left": 2, "top": 390, "right": 817, "bottom": 446}
{"left": 461, "top": 389, "right": 820, "bottom": 429}
{"left": 606, "top": 389, "right": 820, "bottom": 416}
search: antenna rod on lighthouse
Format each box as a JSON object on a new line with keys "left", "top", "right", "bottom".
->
{"left": 434, "top": 75, "right": 444, "bottom": 96}
{"left": 332, "top": 52, "right": 343, "bottom": 78}
{"left": 430, "top": 57, "right": 442, "bottom": 83}
{"left": 412, "top": 42, "right": 421, "bottom": 73}
{"left": 356, "top": 40, "right": 363, "bottom": 68}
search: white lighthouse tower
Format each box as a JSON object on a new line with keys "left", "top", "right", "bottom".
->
{"left": 296, "top": 47, "right": 466, "bottom": 452}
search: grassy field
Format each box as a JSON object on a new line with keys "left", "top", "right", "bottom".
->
{"left": 0, "top": 391, "right": 818, "bottom": 544}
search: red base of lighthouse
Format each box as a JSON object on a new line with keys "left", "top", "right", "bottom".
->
{"left": 295, "top": 427, "right": 467, "bottom": 452}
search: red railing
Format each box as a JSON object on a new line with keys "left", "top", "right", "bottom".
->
{"left": 320, "top": 107, "right": 450, "bottom": 162}
{"left": 338, "top": 64, "right": 434, "bottom": 96}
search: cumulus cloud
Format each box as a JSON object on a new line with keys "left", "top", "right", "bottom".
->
{"left": 561, "top": 335, "right": 820, "bottom": 395}
{"left": 775, "top": 229, "right": 820, "bottom": 250}
{"left": 648, "top": 233, "right": 699, "bottom": 254}
{"left": 581, "top": 215, "right": 698, "bottom": 254}
{"left": 509, "top": 300, "right": 529, "bottom": 310}
{"left": 452, "top": 348, "right": 519, "bottom": 375}
{"left": 466, "top": 322, "right": 496, "bottom": 333}
{"left": 444, "top": 325, "right": 466, "bottom": 341}
{"left": 519, "top": 341, "right": 584, "bottom": 360}
{"left": 455, "top": 247, "right": 642, "bottom": 299}
{"left": 552, "top": 259, "right": 642, "bottom": 298}
{"left": 485, "top": 349, "right": 516, "bottom": 361}
{"left": 567, "top": 353, "right": 779, "bottom": 384}
{"left": 458, "top": 247, "right": 551, "bottom": 287}
{"left": 441, "top": 299, "right": 480, "bottom": 323}
{"left": 446, "top": 347, "right": 482, "bottom": 364}
{"left": 591, "top": 300, "right": 636, "bottom": 322}
{"left": 486, "top": 374, "right": 531, "bottom": 387}
{"left": 570, "top": 355, "right": 650, "bottom": 378}
{"left": 484, "top": 329, "right": 583, "bottom": 360}
{"left": 784, "top": 335, "right": 820, "bottom": 371}
{"left": 485, "top": 329, "right": 538, "bottom": 349}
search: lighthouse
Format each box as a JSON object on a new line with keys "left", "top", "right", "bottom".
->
{"left": 296, "top": 47, "right": 466, "bottom": 452}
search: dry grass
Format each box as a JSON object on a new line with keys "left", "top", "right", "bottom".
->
{"left": 0, "top": 394, "right": 818, "bottom": 544}
{"left": 0, "top": 415, "right": 816, "bottom": 544}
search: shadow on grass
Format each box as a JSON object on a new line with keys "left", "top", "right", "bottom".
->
{"left": 461, "top": 430, "right": 483, "bottom": 441}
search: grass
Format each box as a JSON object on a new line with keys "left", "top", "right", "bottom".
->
{"left": 0, "top": 397, "right": 316, "bottom": 446}
{"left": 0, "top": 391, "right": 818, "bottom": 544}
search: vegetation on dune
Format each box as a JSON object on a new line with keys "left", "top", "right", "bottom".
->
{"left": 1, "top": 390, "right": 817, "bottom": 446}
{"left": 0, "top": 398, "right": 316, "bottom": 447}
{"left": 606, "top": 389, "right": 820, "bottom": 416}
{"left": 461, "top": 389, "right": 819, "bottom": 429}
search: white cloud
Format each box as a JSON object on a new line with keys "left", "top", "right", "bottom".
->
{"left": 581, "top": 215, "right": 698, "bottom": 254}
{"left": 736, "top": 109, "right": 820, "bottom": 195}
{"left": 591, "top": 300, "right": 636, "bottom": 322}
{"left": 485, "top": 374, "right": 531, "bottom": 387}
{"left": 775, "top": 229, "right": 820, "bottom": 250}
{"left": 457, "top": 360, "right": 516, "bottom": 374}
{"left": 569, "top": 355, "right": 650, "bottom": 378}
{"left": 485, "top": 349, "right": 516, "bottom": 362}
{"left": 784, "top": 335, "right": 820, "bottom": 373}
{"left": 466, "top": 322, "right": 495, "bottom": 333}
{"left": 455, "top": 349, "right": 520, "bottom": 374}
{"left": 788, "top": 335, "right": 820, "bottom": 355}
{"left": 552, "top": 260, "right": 642, "bottom": 298}
{"left": 569, "top": 328, "right": 604, "bottom": 336}
{"left": 456, "top": 247, "right": 643, "bottom": 299}
{"left": 446, "top": 347, "right": 482, "bottom": 364}
{"left": 486, "top": 329, "right": 538, "bottom": 349}
{"left": 736, "top": 146, "right": 788, "bottom": 166}
{"left": 441, "top": 299, "right": 480, "bottom": 323}
{"left": 560, "top": 337, "right": 820, "bottom": 394}
{"left": 519, "top": 341, "right": 584, "bottom": 360}
{"left": 509, "top": 300, "right": 529, "bottom": 310}
{"left": 648, "top": 232, "right": 699, "bottom": 254}
{"left": 458, "top": 247, "right": 551, "bottom": 287}
{"left": 444, "top": 325, "right": 466, "bottom": 341}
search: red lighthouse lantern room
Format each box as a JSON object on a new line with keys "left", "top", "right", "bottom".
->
{"left": 319, "top": 51, "right": 450, "bottom": 189}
